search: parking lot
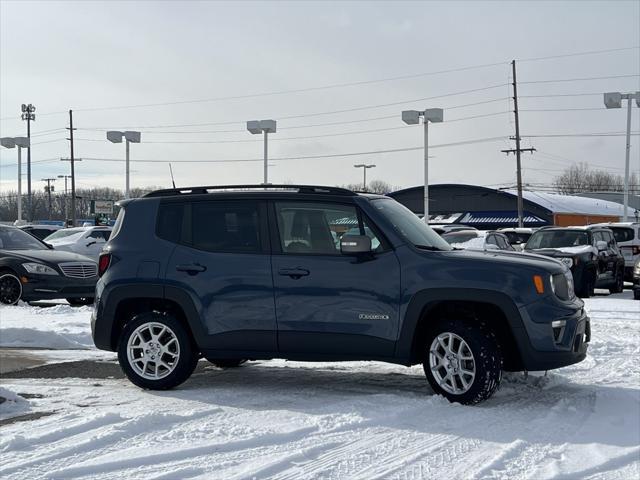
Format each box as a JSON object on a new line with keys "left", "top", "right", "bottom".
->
{"left": 1, "top": 290, "right": 638, "bottom": 480}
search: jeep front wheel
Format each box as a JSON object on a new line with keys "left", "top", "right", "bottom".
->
{"left": 117, "top": 312, "right": 198, "bottom": 390}
{"left": 423, "top": 320, "right": 502, "bottom": 405}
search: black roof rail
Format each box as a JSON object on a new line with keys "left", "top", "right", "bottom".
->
{"left": 144, "top": 184, "right": 356, "bottom": 198}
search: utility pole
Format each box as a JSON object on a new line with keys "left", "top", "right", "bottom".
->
{"left": 41, "top": 178, "right": 56, "bottom": 219}
{"left": 67, "top": 110, "right": 77, "bottom": 226}
{"left": 501, "top": 60, "right": 535, "bottom": 228}
{"left": 58, "top": 174, "right": 72, "bottom": 221}
{"left": 353, "top": 164, "right": 376, "bottom": 192}
{"left": 21, "top": 104, "right": 35, "bottom": 222}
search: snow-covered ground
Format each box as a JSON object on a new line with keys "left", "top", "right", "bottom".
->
{"left": 0, "top": 293, "right": 638, "bottom": 479}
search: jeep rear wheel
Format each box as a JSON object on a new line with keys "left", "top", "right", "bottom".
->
{"left": 117, "top": 312, "right": 198, "bottom": 390}
{"left": 423, "top": 320, "right": 502, "bottom": 405}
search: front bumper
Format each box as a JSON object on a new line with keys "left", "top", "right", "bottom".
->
{"left": 21, "top": 274, "right": 97, "bottom": 301}
{"left": 514, "top": 301, "right": 590, "bottom": 371}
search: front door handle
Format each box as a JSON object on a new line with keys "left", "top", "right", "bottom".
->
{"left": 278, "top": 267, "right": 310, "bottom": 279}
{"left": 176, "top": 263, "right": 207, "bottom": 275}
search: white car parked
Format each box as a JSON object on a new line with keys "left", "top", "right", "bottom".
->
{"left": 441, "top": 230, "right": 515, "bottom": 251}
{"left": 43, "top": 226, "right": 112, "bottom": 261}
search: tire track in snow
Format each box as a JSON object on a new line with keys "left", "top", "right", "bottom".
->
{"left": 44, "top": 426, "right": 319, "bottom": 479}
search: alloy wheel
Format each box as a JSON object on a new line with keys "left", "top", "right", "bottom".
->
{"left": 0, "top": 274, "right": 22, "bottom": 305}
{"left": 126, "top": 322, "right": 181, "bottom": 380}
{"left": 429, "top": 332, "right": 476, "bottom": 395}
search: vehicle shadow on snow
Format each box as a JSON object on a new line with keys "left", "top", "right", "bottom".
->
{"left": 152, "top": 361, "right": 639, "bottom": 449}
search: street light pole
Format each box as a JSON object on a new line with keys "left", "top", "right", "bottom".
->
{"left": 402, "top": 108, "right": 444, "bottom": 223}
{"left": 1, "top": 137, "right": 30, "bottom": 223}
{"left": 353, "top": 164, "right": 376, "bottom": 191}
{"left": 107, "top": 130, "right": 141, "bottom": 198}
{"left": 604, "top": 91, "right": 640, "bottom": 222}
{"left": 247, "top": 120, "right": 277, "bottom": 184}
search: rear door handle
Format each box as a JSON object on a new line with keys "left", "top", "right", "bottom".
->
{"left": 176, "top": 263, "right": 207, "bottom": 275}
{"left": 278, "top": 267, "right": 310, "bottom": 279}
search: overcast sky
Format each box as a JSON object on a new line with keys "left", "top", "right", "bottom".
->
{"left": 1, "top": 0, "right": 639, "bottom": 195}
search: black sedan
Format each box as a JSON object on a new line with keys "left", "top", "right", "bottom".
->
{"left": 0, "top": 225, "right": 97, "bottom": 305}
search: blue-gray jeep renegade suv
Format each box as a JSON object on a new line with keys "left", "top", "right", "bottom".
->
{"left": 91, "top": 185, "right": 590, "bottom": 404}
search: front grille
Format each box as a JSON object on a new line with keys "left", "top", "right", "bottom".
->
{"left": 59, "top": 262, "right": 98, "bottom": 278}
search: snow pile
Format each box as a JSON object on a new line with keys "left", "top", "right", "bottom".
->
{"left": 0, "top": 387, "right": 30, "bottom": 421}
{"left": 0, "top": 304, "right": 94, "bottom": 349}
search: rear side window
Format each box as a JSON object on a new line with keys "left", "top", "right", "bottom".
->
{"left": 157, "top": 203, "right": 184, "bottom": 243}
{"left": 191, "top": 202, "right": 260, "bottom": 253}
{"left": 609, "top": 227, "right": 634, "bottom": 243}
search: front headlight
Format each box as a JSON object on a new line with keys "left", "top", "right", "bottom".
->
{"left": 22, "top": 262, "right": 59, "bottom": 275}
{"left": 559, "top": 257, "right": 574, "bottom": 268}
{"left": 550, "top": 271, "right": 574, "bottom": 300}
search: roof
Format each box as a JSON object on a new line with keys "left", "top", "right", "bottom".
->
{"left": 503, "top": 189, "right": 634, "bottom": 216}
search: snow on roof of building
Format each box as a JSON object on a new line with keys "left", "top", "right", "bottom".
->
{"left": 503, "top": 189, "right": 635, "bottom": 216}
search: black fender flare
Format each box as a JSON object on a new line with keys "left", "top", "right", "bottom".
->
{"left": 394, "top": 288, "right": 527, "bottom": 362}
{"left": 94, "top": 283, "right": 206, "bottom": 351}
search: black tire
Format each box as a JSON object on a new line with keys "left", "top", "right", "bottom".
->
{"left": 609, "top": 269, "right": 624, "bottom": 294}
{"left": 67, "top": 297, "right": 94, "bottom": 306}
{"left": 634, "top": 289, "right": 640, "bottom": 300}
{"left": 578, "top": 270, "right": 596, "bottom": 298}
{"left": 206, "top": 358, "right": 247, "bottom": 368}
{"left": 423, "top": 319, "right": 502, "bottom": 405}
{"left": 117, "top": 312, "right": 199, "bottom": 390}
{"left": 0, "top": 272, "right": 22, "bottom": 305}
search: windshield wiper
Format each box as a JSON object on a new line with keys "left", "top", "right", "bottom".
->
{"left": 415, "top": 245, "right": 447, "bottom": 251}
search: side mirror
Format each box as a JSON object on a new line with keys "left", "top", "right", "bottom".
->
{"left": 596, "top": 240, "right": 608, "bottom": 251}
{"left": 340, "top": 235, "right": 372, "bottom": 255}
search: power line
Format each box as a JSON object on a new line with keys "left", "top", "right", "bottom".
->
{"left": 75, "top": 111, "right": 511, "bottom": 145}
{"left": 522, "top": 132, "right": 640, "bottom": 138}
{"left": 519, "top": 74, "right": 639, "bottom": 84}
{"left": 518, "top": 46, "right": 640, "bottom": 62}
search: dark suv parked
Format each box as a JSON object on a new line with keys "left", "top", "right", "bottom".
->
{"left": 92, "top": 185, "right": 590, "bottom": 405}
{"left": 524, "top": 226, "right": 625, "bottom": 298}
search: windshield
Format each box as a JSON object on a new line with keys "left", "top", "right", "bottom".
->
{"left": 441, "top": 231, "right": 479, "bottom": 244}
{"left": 525, "top": 230, "right": 589, "bottom": 249}
{"left": 44, "top": 228, "right": 85, "bottom": 242}
{"left": 0, "top": 226, "right": 48, "bottom": 251}
{"left": 502, "top": 231, "right": 532, "bottom": 245}
{"left": 371, "top": 198, "right": 452, "bottom": 251}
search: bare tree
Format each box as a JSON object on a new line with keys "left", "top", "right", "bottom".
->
{"left": 553, "top": 162, "right": 639, "bottom": 194}
{"left": 338, "top": 180, "right": 397, "bottom": 194}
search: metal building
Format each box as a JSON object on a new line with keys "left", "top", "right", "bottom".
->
{"left": 388, "top": 184, "right": 631, "bottom": 230}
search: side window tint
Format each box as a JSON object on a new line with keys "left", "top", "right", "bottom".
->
{"left": 157, "top": 203, "right": 184, "bottom": 243}
{"left": 192, "top": 202, "right": 260, "bottom": 253}
{"left": 275, "top": 202, "right": 384, "bottom": 255}
{"left": 486, "top": 235, "right": 498, "bottom": 246}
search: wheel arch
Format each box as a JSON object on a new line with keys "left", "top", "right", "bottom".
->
{"left": 396, "top": 289, "right": 526, "bottom": 371}
{"left": 97, "top": 284, "right": 206, "bottom": 351}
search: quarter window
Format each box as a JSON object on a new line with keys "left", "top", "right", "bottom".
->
{"left": 191, "top": 202, "right": 260, "bottom": 253}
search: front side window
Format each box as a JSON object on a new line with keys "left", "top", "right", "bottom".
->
{"left": 275, "top": 202, "right": 383, "bottom": 255}
{"left": 192, "top": 202, "right": 260, "bottom": 253}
